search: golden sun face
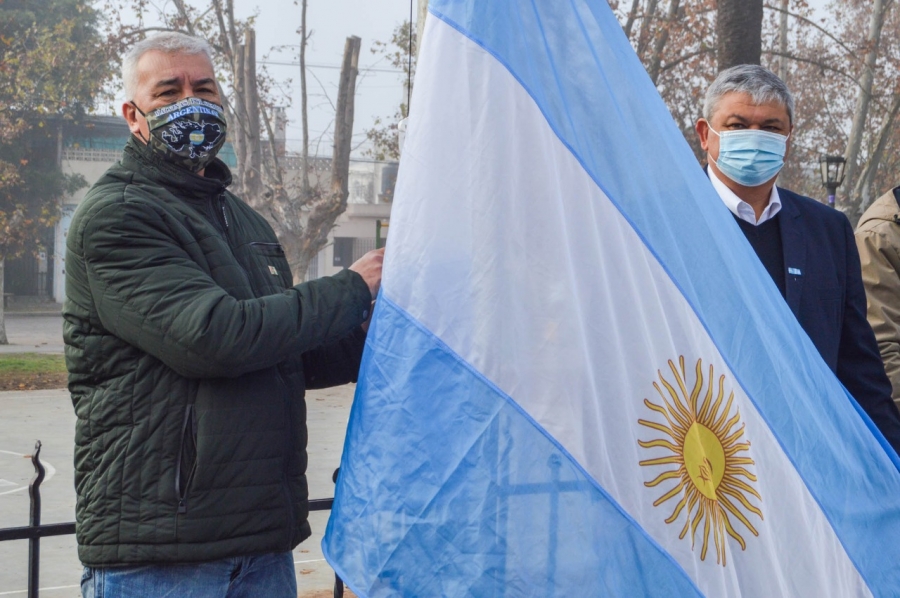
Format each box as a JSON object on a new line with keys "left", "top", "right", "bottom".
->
{"left": 638, "top": 357, "right": 763, "bottom": 566}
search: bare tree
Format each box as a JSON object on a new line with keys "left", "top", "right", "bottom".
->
{"left": 608, "top": 0, "right": 900, "bottom": 211}
{"left": 853, "top": 89, "right": 900, "bottom": 209}
{"left": 299, "top": 0, "right": 311, "bottom": 201}
{"left": 623, "top": 0, "right": 643, "bottom": 38}
{"left": 842, "top": 0, "right": 892, "bottom": 214}
{"left": 237, "top": 30, "right": 362, "bottom": 280}
{"left": 124, "top": 0, "right": 362, "bottom": 281}
{"left": 776, "top": 0, "right": 789, "bottom": 80}
{"left": 235, "top": 28, "right": 264, "bottom": 201}
{"left": 637, "top": 0, "right": 661, "bottom": 57}
{"left": 647, "top": 0, "right": 682, "bottom": 84}
{"left": 294, "top": 37, "right": 361, "bottom": 276}
{"left": 363, "top": 21, "right": 417, "bottom": 161}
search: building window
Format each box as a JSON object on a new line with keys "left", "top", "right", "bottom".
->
{"left": 333, "top": 237, "right": 377, "bottom": 269}
{"left": 306, "top": 250, "right": 320, "bottom": 281}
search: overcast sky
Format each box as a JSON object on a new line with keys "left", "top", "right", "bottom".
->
{"left": 240, "top": 0, "right": 412, "bottom": 158}
{"left": 111, "top": 0, "right": 834, "bottom": 159}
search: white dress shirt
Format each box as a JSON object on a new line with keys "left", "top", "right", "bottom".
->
{"left": 709, "top": 167, "right": 782, "bottom": 226}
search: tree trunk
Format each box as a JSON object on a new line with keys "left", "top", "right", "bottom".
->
{"left": 623, "top": 0, "right": 642, "bottom": 39}
{"left": 296, "top": 36, "right": 361, "bottom": 278}
{"left": 241, "top": 29, "right": 263, "bottom": 201}
{"left": 853, "top": 90, "right": 900, "bottom": 217}
{"left": 716, "top": 0, "right": 763, "bottom": 71}
{"left": 841, "top": 0, "right": 888, "bottom": 214}
{"left": 0, "top": 258, "right": 7, "bottom": 345}
{"left": 201, "top": 2, "right": 362, "bottom": 283}
{"left": 647, "top": 0, "right": 680, "bottom": 85}
{"left": 332, "top": 36, "right": 361, "bottom": 206}
{"left": 636, "top": 0, "right": 659, "bottom": 58}
{"left": 777, "top": 0, "right": 789, "bottom": 81}
{"left": 300, "top": 0, "right": 311, "bottom": 200}
{"left": 222, "top": 0, "right": 248, "bottom": 194}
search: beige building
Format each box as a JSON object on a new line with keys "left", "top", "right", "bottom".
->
{"left": 41, "top": 116, "right": 395, "bottom": 303}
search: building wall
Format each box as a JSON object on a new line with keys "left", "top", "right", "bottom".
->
{"left": 312, "top": 202, "right": 392, "bottom": 281}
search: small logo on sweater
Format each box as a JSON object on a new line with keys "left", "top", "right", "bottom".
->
{"left": 268, "top": 265, "right": 278, "bottom": 276}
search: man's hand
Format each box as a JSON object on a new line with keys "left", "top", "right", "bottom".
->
{"left": 349, "top": 247, "right": 385, "bottom": 299}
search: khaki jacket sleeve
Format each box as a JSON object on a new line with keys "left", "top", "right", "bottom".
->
{"left": 856, "top": 224, "right": 900, "bottom": 407}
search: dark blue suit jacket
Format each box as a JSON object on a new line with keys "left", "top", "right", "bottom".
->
{"left": 774, "top": 188, "right": 900, "bottom": 453}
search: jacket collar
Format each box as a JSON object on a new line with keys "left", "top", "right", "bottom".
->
{"left": 121, "top": 136, "right": 233, "bottom": 201}
{"left": 857, "top": 188, "right": 900, "bottom": 229}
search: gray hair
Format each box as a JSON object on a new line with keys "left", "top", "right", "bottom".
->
{"left": 703, "top": 64, "right": 794, "bottom": 125}
{"left": 122, "top": 32, "right": 214, "bottom": 99}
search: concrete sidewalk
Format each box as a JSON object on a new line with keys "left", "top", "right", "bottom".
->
{"left": 0, "top": 315, "right": 64, "bottom": 354}
{"left": 0, "top": 312, "right": 358, "bottom": 595}
{"left": 0, "top": 384, "right": 358, "bottom": 596}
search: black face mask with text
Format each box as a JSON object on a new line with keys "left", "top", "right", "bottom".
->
{"left": 132, "top": 97, "right": 227, "bottom": 173}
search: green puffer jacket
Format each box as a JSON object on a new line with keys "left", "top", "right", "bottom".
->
{"left": 63, "top": 138, "right": 372, "bottom": 567}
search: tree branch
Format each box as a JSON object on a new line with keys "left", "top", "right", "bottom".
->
{"left": 660, "top": 46, "right": 713, "bottom": 72}
{"left": 763, "top": 3, "right": 861, "bottom": 63}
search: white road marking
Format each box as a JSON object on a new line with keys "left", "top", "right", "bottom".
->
{"left": 294, "top": 558, "right": 326, "bottom": 565}
{"left": 0, "top": 450, "right": 56, "bottom": 496}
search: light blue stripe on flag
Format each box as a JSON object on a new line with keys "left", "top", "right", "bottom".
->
{"left": 428, "top": 0, "right": 900, "bottom": 591}
{"left": 323, "top": 297, "right": 704, "bottom": 598}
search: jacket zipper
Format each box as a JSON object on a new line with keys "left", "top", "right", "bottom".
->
{"left": 217, "top": 193, "right": 229, "bottom": 230}
{"left": 200, "top": 192, "right": 294, "bottom": 543}
{"left": 275, "top": 366, "right": 296, "bottom": 548}
{"left": 175, "top": 404, "right": 197, "bottom": 515}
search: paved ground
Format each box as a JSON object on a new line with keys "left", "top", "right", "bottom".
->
{"left": 0, "top": 315, "right": 358, "bottom": 596}
{"left": 0, "top": 316, "right": 64, "bottom": 354}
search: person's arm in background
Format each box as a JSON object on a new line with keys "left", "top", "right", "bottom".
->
{"left": 838, "top": 218, "right": 900, "bottom": 455}
{"left": 856, "top": 222, "right": 900, "bottom": 408}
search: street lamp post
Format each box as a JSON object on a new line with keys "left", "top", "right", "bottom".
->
{"left": 819, "top": 155, "right": 846, "bottom": 208}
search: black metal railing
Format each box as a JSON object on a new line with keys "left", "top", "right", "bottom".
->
{"left": 0, "top": 440, "right": 345, "bottom": 598}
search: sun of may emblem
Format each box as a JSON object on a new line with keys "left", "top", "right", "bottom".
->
{"left": 638, "top": 357, "right": 763, "bottom": 566}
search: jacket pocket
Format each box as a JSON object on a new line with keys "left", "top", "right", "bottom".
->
{"left": 816, "top": 285, "right": 843, "bottom": 328}
{"left": 245, "top": 242, "right": 293, "bottom": 292}
{"left": 249, "top": 241, "right": 286, "bottom": 256}
{"left": 175, "top": 404, "right": 198, "bottom": 514}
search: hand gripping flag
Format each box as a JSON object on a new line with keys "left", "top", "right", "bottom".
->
{"left": 323, "top": 1, "right": 900, "bottom": 596}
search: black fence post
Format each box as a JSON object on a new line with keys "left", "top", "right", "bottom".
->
{"left": 28, "top": 440, "right": 45, "bottom": 598}
{"left": 0, "top": 442, "right": 340, "bottom": 598}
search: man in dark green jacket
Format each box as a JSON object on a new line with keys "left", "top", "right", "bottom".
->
{"left": 65, "top": 31, "right": 382, "bottom": 597}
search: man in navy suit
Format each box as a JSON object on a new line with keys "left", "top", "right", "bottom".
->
{"left": 695, "top": 65, "right": 900, "bottom": 454}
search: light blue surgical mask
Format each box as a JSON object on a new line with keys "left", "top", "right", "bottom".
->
{"left": 707, "top": 125, "right": 789, "bottom": 187}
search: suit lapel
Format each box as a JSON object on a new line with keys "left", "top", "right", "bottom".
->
{"left": 779, "top": 190, "right": 806, "bottom": 318}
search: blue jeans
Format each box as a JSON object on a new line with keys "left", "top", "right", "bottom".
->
{"left": 80, "top": 552, "right": 297, "bottom": 598}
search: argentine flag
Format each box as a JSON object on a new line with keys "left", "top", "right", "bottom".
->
{"left": 323, "top": 1, "right": 900, "bottom": 595}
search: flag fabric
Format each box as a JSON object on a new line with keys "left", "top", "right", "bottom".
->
{"left": 322, "top": 1, "right": 900, "bottom": 596}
